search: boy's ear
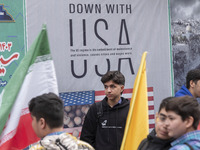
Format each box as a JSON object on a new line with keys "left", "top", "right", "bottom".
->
{"left": 39, "top": 118, "right": 46, "bottom": 129}
{"left": 190, "top": 80, "right": 195, "bottom": 88}
{"left": 185, "top": 116, "right": 194, "bottom": 128}
{"left": 121, "top": 85, "right": 124, "bottom": 90}
{"left": 155, "top": 112, "right": 159, "bottom": 122}
{"left": 120, "top": 85, "right": 124, "bottom": 94}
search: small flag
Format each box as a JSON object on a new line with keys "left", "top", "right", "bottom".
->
{"left": 120, "top": 52, "right": 149, "bottom": 150}
{"left": 0, "top": 25, "right": 58, "bottom": 149}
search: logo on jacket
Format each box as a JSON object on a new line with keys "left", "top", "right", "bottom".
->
{"left": 101, "top": 120, "right": 107, "bottom": 126}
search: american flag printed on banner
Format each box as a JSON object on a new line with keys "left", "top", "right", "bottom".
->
{"left": 95, "top": 87, "right": 155, "bottom": 131}
{"left": 59, "top": 91, "right": 95, "bottom": 137}
{"left": 59, "top": 87, "right": 155, "bottom": 138}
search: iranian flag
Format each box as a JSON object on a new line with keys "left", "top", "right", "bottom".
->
{"left": 0, "top": 25, "right": 58, "bottom": 150}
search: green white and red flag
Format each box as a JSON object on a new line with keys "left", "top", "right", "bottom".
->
{"left": 0, "top": 25, "right": 58, "bottom": 150}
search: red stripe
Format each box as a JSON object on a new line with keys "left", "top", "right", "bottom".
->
{"left": 148, "top": 105, "right": 154, "bottom": 110}
{"left": 149, "top": 124, "right": 155, "bottom": 128}
{"left": 147, "top": 87, "right": 153, "bottom": 92}
{"left": 0, "top": 113, "right": 39, "bottom": 149}
{"left": 95, "top": 91, "right": 105, "bottom": 96}
{"left": 148, "top": 114, "right": 155, "bottom": 119}
{"left": 123, "top": 89, "right": 133, "bottom": 94}
{"left": 148, "top": 96, "right": 154, "bottom": 101}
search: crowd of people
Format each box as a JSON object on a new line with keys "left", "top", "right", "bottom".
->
{"left": 26, "top": 69, "right": 200, "bottom": 150}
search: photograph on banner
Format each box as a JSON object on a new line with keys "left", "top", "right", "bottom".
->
{"left": 60, "top": 91, "right": 94, "bottom": 138}
{"left": 171, "top": 0, "right": 200, "bottom": 93}
{"left": 0, "top": 1, "right": 26, "bottom": 93}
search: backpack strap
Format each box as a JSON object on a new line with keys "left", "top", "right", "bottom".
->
{"left": 184, "top": 143, "right": 194, "bottom": 150}
{"left": 95, "top": 101, "right": 103, "bottom": 122}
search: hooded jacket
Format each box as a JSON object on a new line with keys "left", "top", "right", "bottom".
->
{"left": 138, "top": 129, "right": 173, "bottom": 150}
{"left": 175, "top": 85, "right": 193, "bottom": 97}
{"left": 80, "top": 97, "right": 130, "bottom": 150}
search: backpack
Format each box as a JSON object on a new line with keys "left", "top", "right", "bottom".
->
{"left": 184, "top": 143, "right": 194, "bottom": 150}
{"left": 95, "top": 101, "right": 103, "bottom": 123}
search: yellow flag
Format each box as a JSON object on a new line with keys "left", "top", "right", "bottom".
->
{"left": 120, "top": 52, "right": 149, "bottom": 150}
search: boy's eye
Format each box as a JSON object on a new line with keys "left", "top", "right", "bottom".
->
{"left": 110, "top": 85, "right": 115, "bottom": 88}
{"left": 104, "top": 85, "right": 116, "bottom": 89}
{"left": 159, "top": 116, "right": 166, "bottom": 122}
{"left": 169, "top": 117, "right": 175, "bottom": 121}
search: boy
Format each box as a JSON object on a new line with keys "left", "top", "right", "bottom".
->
{"left": 165, "top": 96, "right": 200, "bottom": 149}
{"left": 28, "top": 92, "right": 94, "bottom": 150}
{"left": 80, "top": 71, "right": 130, "bottom": 150}
{"left": 138, "top": 97, "right": 174, "bottom": 150}
{"left": 175, "top": 69, "right": 200, "bottom": 98}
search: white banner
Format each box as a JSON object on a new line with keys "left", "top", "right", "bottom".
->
{"left": 26, "top": 0, "right": 172, "bottom": 113}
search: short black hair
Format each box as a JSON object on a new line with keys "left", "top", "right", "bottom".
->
{"left": 165, "top": 96, "right": 200, "bottom": 129}
{"left": 158, "top": 97, "right": 173, "bottom": 113}
{"left": 29, "top": 92, "right": 64, "bottom": 129}
{"left": 186, "top": 69, "right": 200, "bottom": 89}
{"left": 101, "top": 71, "right": 125, "bottom": 85}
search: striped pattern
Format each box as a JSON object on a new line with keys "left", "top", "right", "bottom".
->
{"left": 95, "top": 87, "right": 155, "bottom": 131}
{"left": 62, "top": 87, "right": 155, "bottom": 136}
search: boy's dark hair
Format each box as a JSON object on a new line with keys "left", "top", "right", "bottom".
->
{"left": 101, "top": 71, "right": 125, "bottom": 85}
{"left": 186, "top": 69, "right": 200, "bottom": 89}
{"left": 29, "top": 92, "right": 64, "bottom": 129}
{"left": 165, "top": 96, "right": 200, "bottom": 129}
{"left": 158, "top": 97, "right": 173, "bottom": 113}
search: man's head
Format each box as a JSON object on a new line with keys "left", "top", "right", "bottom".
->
{"left": 29, "top": 92, "right": 64, "bottom": 138}
{"left": 101, "top": 71, "right": 125, "bottom": 86}
{"left": 186, "top": 69, "right": 200, "bottom": 98}
{"left": 101, "top": 71, "right": 125, "bottom": 102}
{"left": 165, "top": 96, "right": 200, "bottom": 139}
{"left": 155, "top": 97, "right": 173, "bottom": 140}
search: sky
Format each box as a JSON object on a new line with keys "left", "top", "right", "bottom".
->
{"left": 170, "top": 0, "right": 200, "bottom": 20}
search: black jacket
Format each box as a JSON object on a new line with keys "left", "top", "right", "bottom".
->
{"left": 138, "top": 129, "right": 173, "bottom": 150}
{"left": 80, "top": 97, "right": 130, "bottom": 150}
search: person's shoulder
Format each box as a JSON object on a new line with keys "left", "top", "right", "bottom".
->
{"left": 39, "top": 132, "right": 94, "bottom": 150}
{"left": 28, "top": 142, "right": 44, "bottom": 150}
{"left": 137, "top": 138, "right": 148, "bottom": 150}
{"left": 121, "top": 97, "right": 130, "bottom": 102}
{"left": 169, "top": 144, "right": 191, "bottom": 150}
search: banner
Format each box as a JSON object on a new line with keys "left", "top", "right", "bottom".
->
{"left": 0, "top": 26, "right": 58, "bottom": 149}
{"left": 0, "top": 1, "right": 26, "bottom": 93}
{"left": 170, "top": 0, "right": 200, "bottom": 94}
{"left": 26, "top": 0, "right": 172, "bottom": 120}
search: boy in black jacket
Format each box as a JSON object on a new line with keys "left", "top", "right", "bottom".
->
{"left": 80, "top": 71, "right": 130, "bottom": 150}
{"left": 138, "top": 97, "right": 174, "bottom": 150}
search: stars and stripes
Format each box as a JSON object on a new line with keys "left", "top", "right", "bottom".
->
{"left": 60, "top": 87, "right": 155, "bottom": 137}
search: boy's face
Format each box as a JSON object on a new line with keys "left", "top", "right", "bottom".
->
{"left": 166, "top": 111, "right": 188, "bottom": 139}
{"left": 190, "top": 80, "right": 200, "bottom": 98}
{"left": 156, "top": 108, "right": 171, "bottom": 139}
{"left": 104, "top": 80, "right": 124, "bottom": 102}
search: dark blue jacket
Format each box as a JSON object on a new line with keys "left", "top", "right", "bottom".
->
{"left": 175, "top": 85, "right": 193, "bottom": 97}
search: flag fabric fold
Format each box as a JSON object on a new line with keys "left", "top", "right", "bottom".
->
{"left": 0, "top": 25, "right": 58, "bottom": 150}
{"left": 120, "top": 52, "right": 149, "bottom": 150}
